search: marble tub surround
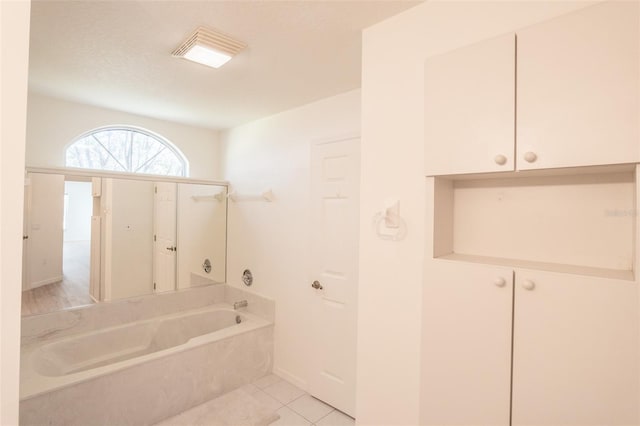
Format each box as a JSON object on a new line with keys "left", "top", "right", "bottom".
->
{"left": 20, "top": 284, "right": 277, "bottom": 425}
{"left": 21, "top": 305, "right": 271, "bottom": 398}
{"left": 21, "top": 283, "right": 226, "bottom": 346}
{"left": 225, "top": 285, "right": 275, "bottom": 323}
{"left": 20, "top": 319, "right": 274, "bottom": 426}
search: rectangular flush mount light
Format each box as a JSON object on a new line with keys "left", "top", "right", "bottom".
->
{"left": 172, "top": 26, "right": 246, "bottom": 69}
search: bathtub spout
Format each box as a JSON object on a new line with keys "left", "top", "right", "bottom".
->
{"left": 233, "top": 300, "right": 248, "bottom": 310}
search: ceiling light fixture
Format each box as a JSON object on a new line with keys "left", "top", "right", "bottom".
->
{"left": 172, "top": 27, "right": 246, "bottom": 69}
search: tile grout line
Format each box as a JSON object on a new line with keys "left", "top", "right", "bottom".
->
{"left": 311, "top": 407, "right": 336, "bottom": 425}
{"left": 256, "top": 374, "right": 353, "bottom": 425}
{"left": 284, "top": 393, "right": 335, "bottom": 424}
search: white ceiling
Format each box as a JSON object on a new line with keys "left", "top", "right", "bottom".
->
{"left": 28, "top": 1, "right": 420, "bottom": 130}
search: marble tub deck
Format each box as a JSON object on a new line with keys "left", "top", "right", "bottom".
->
{"left": 20, "top": 284, "right": 278, "bottom": 426}
{"left": 155, "top": 374, "right": 355, "bottom": 426}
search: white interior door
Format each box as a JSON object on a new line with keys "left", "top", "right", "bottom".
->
{"left": 26, "top": 173, "right": 65, "bottom": 290}
{"left": 153, "top": 182, "right": 177, "bottom": 293}
{"left": 22, "top": 177, "right": 31, "bottom": 291}
{"left": 309, "top": 136, "right": 359, "bottom": 417}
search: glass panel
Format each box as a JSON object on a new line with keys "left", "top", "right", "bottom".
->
{"left": 137, "top": 148, "right": 185, "bottom": 177}
{"left": 66, "top": 138, "right": 127, "bottom": 172}
{"left": 98, "top": 130, "right": 130, "bottom": 170}
{"left": 21, "top": 173, "right": 227, "bottom": 316}
{"left": 65, "top": 127, "right": 187, "bottom": 177}
{"left": 131, "top": 132, "right": 165, "bottom": 172}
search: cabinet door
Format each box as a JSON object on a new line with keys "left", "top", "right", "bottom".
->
{"left": 517, "top": 1, "right": 640, "bottom": 170}
{"left": 512, "top": 270, "right": 638, "bottom": 425}
{"left": 422, "top": 260, "right": 513, "bottom": 426}
{"left": 424, "top": 33, "right": 515, "bottom": 176}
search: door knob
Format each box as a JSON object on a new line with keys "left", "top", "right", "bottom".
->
{"left": 522, "top": 279, "right": 535, "bottom": 291}
{"left": 523, "top": 152, "right": 537, "bottom": 163}
{"left": 311, "top": 280, "right": 323, "bottom": 290}
{"left": 494, "top": 277, "right": 506, "bottom": 287}
{"left": 494, "top": 154, "right": 507, "bottom": 166}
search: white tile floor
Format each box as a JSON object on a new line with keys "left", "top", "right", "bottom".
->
{"left": 244, "top": 374, "right": 355, "bottom": 426}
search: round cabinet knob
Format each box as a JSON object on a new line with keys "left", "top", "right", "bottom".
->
{"left": 494, "top": 277, "right": 506, "bottom": 288}
{"left": 523, "top": 152, "right": 537, "bottom": 163}
{"left": 522, "top": 280, "right": 535, "bottom": 291}
{"left": 494, "top": 154, "right": 507, "bottom": 166}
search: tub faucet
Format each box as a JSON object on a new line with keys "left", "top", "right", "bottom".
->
{"left": 233, "top": 300, "right": 248, "bottom": 310}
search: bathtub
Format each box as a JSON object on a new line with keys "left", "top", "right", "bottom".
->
{"left": 20, "top": 303, "right": 274, "bottom": 426}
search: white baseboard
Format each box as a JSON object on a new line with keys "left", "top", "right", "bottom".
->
{"left": 28, "top": 275, "right": 63, "bottom": 290}
{"left": 273, "top": 366, "right": 307, "bottom": 391}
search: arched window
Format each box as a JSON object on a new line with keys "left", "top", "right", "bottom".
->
{"left": 65, "top": 126, "right": 188, "bottom": 177}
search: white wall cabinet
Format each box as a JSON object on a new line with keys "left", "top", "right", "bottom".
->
{"left": 422, "top": 260, "right": 513, "bottom": 426}
{"left": 424, "top": 1, "right": 640, "bottom": 176}
{"left": 424, "top": 33, "right": 515, "bottom": 176}
{"left": 517, "top": 1, "right": 640, "bottom": 170}
{"left": 422, "top": 3, "right": 640, "bottom": 424}
{"left": 422, "top": 260, "right": 639, "bottom": 425}
{"left": 512, "top": 269, "right": 638, "bottom": 426}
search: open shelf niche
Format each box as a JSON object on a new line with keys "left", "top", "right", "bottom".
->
{"left": 432, "top": 164, "right": 638, "bottom": 281}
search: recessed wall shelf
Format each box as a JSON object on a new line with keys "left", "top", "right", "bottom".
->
{"left": 432, "top": 164, "right": 637, "bottom": 281}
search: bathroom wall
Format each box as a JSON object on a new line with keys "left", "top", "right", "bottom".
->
{"left": 0, "top": 1, "right": 31, "bottom": 423}
{"left": 221, "top": 89, "right": 360, "bottom": 389}
{"left": 177, "top": 183, "right": 227, "bottom": 288}
{"left": 358, "top": 1, "right": 597, "bottom": 424}
{"left": 25, "top": 92, "right": 223, "bottom": 180}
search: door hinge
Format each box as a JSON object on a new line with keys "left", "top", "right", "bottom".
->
{"left": 154, "top": 186, "right": 157, "bottom": 194}
{"left": 153, "top": 282, "right": 156, "bottom": 290}
{"left": 154, "top": 234, "right": 156, "bottom": 242}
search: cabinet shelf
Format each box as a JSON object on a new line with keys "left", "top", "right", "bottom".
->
{"left": 436, "top": 252, "right": 634, "bottom": 281}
